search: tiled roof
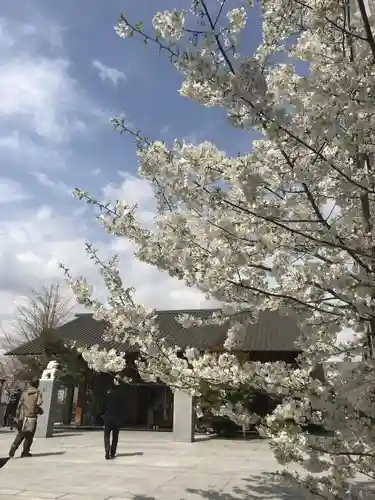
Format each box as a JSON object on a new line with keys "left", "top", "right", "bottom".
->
{"left": 6, "top": 309, "right": 301, "bottom": 356}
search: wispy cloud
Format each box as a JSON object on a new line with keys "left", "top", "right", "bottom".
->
{"left": 0, "top": 2, "right": 221, "bottom": 339}
{"left": 102, "top": 172, "right": 155, "bottom": 207}
{"left": 0, "top": 178, "right": 31, "bottom": 204}
{"left": 0, "top": 16, "right": 109, "bottom": 159}
{"left": 0, "top": 57, "right": 84, "bottom": 143}
{"left": 32, "top": 172, "right": 72, "bottom": 197}
{"left": 92, "top": 59, "right": 126, "bottom": 86}
{"left": 0, "top": 132, "right": 66, "bottom": 170}
{"left": 160, "top": 125, "right": 170, "bottom": 137}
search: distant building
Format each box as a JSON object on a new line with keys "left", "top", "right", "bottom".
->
{"left": 7, "top": 309, "right": 302, "bottom": 429}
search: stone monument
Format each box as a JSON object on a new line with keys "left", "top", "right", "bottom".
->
{"left": 35, "top": 361, "right": 61, "bottom": 438}
{"left": 172, "top": 390, "right": 194, "bottom": 443}
{"left": 40, "top": 360, "right": 59, "bottom": 381}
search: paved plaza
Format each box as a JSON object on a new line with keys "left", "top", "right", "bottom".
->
{"left": 0, "top": 429, "right": 302, "bottom": 500}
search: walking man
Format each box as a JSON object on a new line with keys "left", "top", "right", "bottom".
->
{"left": 102, "top": 375, "right": 123, "bottom": 460}
{"left": 9, "top": 380, "right": 43, "bottom": 458}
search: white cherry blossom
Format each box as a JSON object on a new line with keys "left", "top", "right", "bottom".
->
{"left": 152, "top": 10, "right": 185, "bottom": 42}
{"left": 66, "top": 1, "right": 375, "bottom": 499}
{"left": 227, "top": 7, "right": 247, "bottom": 33}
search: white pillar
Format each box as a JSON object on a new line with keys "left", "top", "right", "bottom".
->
{"left": 35, "top": 379, "right": 60, "bottom": 438}
{"left": 172, "top": 390, "right": 194, "bottom": 443}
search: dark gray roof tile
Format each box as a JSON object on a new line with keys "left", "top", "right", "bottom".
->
{"left": 6, "top": 309, "right": 301, "bottom": 356}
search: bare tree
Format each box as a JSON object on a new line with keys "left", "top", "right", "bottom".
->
{"left": 2, "top": 283, "right": 73, "bottom": 349}
{"left": 0, "top": 283, "right": 74, "bottom": 390}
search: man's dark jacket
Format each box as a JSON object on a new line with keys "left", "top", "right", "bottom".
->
{"left": 7, "top": 390, "right": 21, "bottom": 411}
{"left": 102, "top": 386, "right": 123, "bottom": 427}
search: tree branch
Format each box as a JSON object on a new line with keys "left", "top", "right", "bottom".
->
{"left": 357, "top": 0, "right": 375, "bottom": 61}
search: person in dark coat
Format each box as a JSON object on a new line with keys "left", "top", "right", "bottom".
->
{"left": 102, "top": 375, "right": 123, "bottom": 460}
{"left": 3, "top": 388, "right": 22, "bottom": 430}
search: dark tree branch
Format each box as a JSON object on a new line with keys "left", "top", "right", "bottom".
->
{"left": 357, "top": 0, "right": 375, "bottom": 61}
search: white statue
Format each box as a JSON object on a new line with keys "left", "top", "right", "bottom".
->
{"left": 41, "top": 361, "right": 60, "bottom": 381}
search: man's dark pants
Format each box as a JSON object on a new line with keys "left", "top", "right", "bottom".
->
{"left": 104, "top": 422, "right": 120, "bottom": 458}
{"left": 10, "top": 422, "right": 36, "bottom": 456}
{"left": 3, "top": 405, "right": 16, "bottom": 429}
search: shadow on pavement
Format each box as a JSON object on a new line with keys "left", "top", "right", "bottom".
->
{"left": 131, "top": 472, "right": 375, "bottom": 500}
{"left": 116, "top": 452, "right": 144, "bottom": 457}
{"left": 52, "top": 432, "right": 84, "bottom": 438}
{"left": 188, "top": 475, "right": 374, "bottom": 500}
{"left": 194, "top": 434, "right": 262, "bottom": 443}
{"left": 0, "top": 457, "right": 10, "bottom": 469}
{"left": 24, "top": 451, "right": 66, "bottom": 458}
{"left": 127, "top": 474, "right": 300, "bottom": 500}
{"left": 187, "top": 474, "right": 301, "bottom": 500}
{"left": 187, "top": 475, "right": 374, "bottom": 500}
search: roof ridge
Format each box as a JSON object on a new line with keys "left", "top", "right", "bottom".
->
{"left": 75, "top": 308, "right": 223, "bottom": 318}
{"left": 74, "top": 308, "right": 285, "bottom": 316}
{"left": 157, "top": 308, "right": 222, "bottom": 313}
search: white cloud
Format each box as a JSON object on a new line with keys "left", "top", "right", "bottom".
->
{"left": 0, "top": 57, "right": 80, "bottom": 142}
{"left": 0, "top": 19, "right": 14, "bottom": 48}
{"left": 0, "top": 11, "right": 65, "bottom": 54}
{"left": 0, "top": 16, "right": 108, "bottom": 177}
{"left": 103, "top": 171, "right": 155, "bottom": 206}
{"left": 0, "top": 132, "right": 66, "bottom": 170}
{"left": 101, "top": 173, "right": 218, "bottom": 307}
{"left": 0, "top": 52, "right": 99, "bottom": 144}
{"left": 0, "top": 18, "right": 91, "bottom": 144}
{"left": 32, "top": 172, "right": 72, "bottom": 197}
{"left": 160, "top": 125, "right": 170, "bottom": 136}
{"left": 0, "top": 178, "right": 30, "bottom": 204}
{"left": 102, "top": 172, "right": 156, "bottom": 225}
{"left": 0, "top": 133, "right": 20, "bottom": 150}
{"left": 0, "top": 206, "right": 94, "bottom": 322}
{"left": 0, "top": 174, "right": 217, "bottom": 338}
{"left": 17, "top": 19, "right": 65, "bottom": 51}
{"left": 0, "top": 12, "right": 217, "bottom": 343}
{"left": 112, "top": 238, "right": 217, "bottom": 310}
{"left": 92, "top": 59, "right": 126, "bottom": 86}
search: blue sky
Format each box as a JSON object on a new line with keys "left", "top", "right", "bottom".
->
{"left": 0, "top": 0, "right": 264, "bottom": 333}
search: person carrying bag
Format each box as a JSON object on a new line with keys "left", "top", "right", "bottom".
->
{"left": 9, "top": 380, "right": 43, "bottom": 458}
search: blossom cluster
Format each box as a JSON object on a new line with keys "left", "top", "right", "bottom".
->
{"left": 80, "top": 345, "right": 126, "bottom": 373}
{"left": 152, "top": 10, "right": 185, "bottom": 41}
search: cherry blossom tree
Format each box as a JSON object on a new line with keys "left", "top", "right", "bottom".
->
{"left": 63, "top": 1, "right": 375, "bottom": 498}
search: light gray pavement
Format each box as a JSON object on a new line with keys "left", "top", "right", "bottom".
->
{"left": 0, "top": 429, "right": 307, "bottom": 500}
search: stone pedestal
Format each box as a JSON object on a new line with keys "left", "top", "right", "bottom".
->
{"left": 172, "top": 390, "right": 194, "bottom": 443}
{"left": 35, "top": 379, "right": 60, "bottom": 438}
